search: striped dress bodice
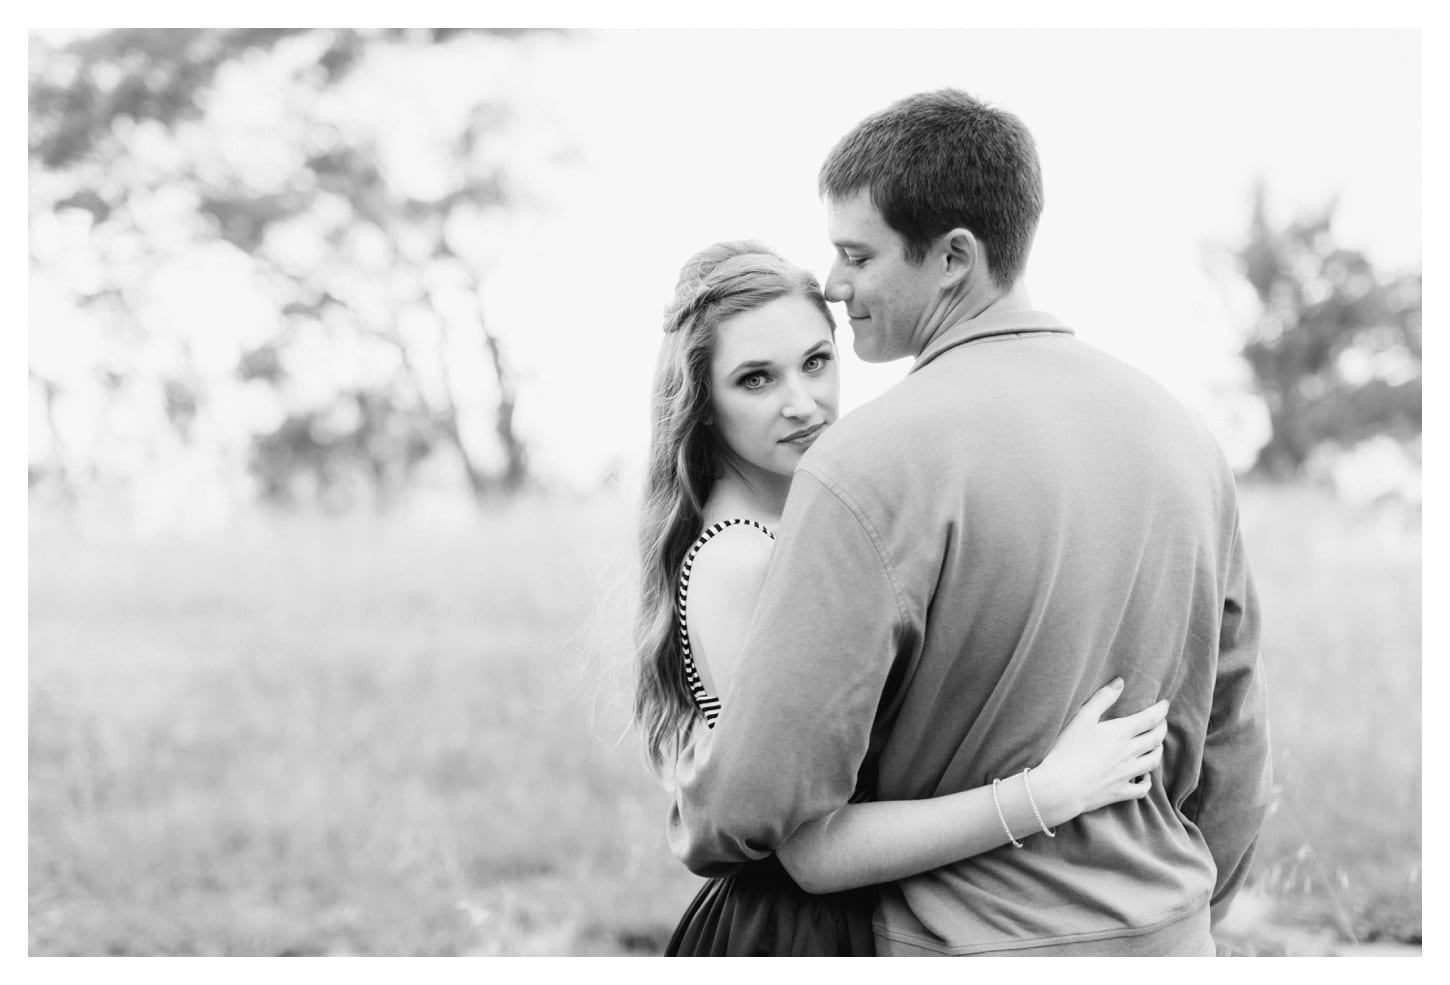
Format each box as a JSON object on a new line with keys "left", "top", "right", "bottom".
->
{"left": 676, "top": 518, "right": 776, "bottom": 728}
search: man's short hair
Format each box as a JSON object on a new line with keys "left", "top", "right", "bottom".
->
{"left": 819, "top": 89, "right": 1043, "bottom": 288}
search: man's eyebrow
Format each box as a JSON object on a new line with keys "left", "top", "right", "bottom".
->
{"left": 833, "top": 239, "right": 871, "bottom": 251}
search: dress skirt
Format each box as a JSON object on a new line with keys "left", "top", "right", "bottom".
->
{"left": 664, "top": 853, "right": 877, "bottom": 956}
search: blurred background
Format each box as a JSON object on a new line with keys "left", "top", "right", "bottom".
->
{"left": 28, "top": 28, "right": 1421, "bottom": 955}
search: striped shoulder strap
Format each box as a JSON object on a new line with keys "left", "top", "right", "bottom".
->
{"left": 676, "top": 518, "right": 775, "bottom": 727}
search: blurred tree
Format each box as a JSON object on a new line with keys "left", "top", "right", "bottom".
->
{"left": 1233, "top": 182, "right": 1421, "bottom": 478}
{"left": 29, "top": 28, "right": 571, "bottom": 513}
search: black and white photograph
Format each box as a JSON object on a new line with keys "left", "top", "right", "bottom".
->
{"left": 26, "top": 23, "right": 1428, "bottom": 960}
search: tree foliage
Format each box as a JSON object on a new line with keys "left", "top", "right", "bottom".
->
{"left": 29, "top": 28, "right": 572, "bottom": 513}
{"left": 1233, "top": 183, "right": 1421, "bottom": 478}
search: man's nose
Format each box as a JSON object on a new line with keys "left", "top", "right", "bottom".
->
{"left": 824, "top": 265, "right": 852, "bottom": 304}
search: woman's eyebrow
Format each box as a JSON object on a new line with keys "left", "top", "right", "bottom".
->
{"left": 729, "top": 340, "right": 832, "bottom": 375}
{"left": 727, "top": 358, "right": 773, "bottom": 375}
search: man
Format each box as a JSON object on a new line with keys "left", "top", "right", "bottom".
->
{"left": 667, "top": 89, "right": 1272, "bottom": 956}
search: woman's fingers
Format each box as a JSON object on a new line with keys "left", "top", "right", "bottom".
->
{"left": 1130, "top": 744, "right": 1165, "bottom": 775}
{"left": 1077, "top": 678, "right": 1126, "bottom": 723}
{"left": 1130, "top": 719, "right": 1169, "bottom": 756}
{"left": 1107, "top": 773, "right": 1153, "bottom": 805}
{"left": 1116, "top": 754, "right": 1163, "bottom": 794}
{"left": 1116, "top": 698, "right": 1169, "bottom": 735}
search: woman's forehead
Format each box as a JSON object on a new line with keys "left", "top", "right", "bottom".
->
{"left": 712, "top": 297, "right": 833, "bottom": 369}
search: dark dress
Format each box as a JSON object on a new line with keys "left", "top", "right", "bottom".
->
{"left": 664, "top": 519, "right": 878, "bottom": 957}
{"left": 666, "top": 854, "right": 877, "bottom": 956}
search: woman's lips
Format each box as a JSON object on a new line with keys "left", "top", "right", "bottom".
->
{"left": 781, "top": 423, "right": 827, "bottom": 445}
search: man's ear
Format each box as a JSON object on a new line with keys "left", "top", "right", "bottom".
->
{"left": 940, "top": 227, "right": 980, "bottom": 288}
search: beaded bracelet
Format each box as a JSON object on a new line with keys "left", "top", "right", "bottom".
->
{"left": 1021, "top": 766, "right": 1056, "bottom": 837}
{"left": 991, "top": 777, "right": 1024, "bottom": 848}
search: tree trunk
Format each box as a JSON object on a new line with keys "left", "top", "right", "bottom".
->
{"left": 30, "top": 372, "right": 74, "bottom": 500}
{"left": 477, "top": 301, "right": 528, "bottom": 492}
{"left": 385, "top": 310, "right": 493, "bottom": 504}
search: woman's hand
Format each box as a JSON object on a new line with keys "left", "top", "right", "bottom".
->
{"left": 1027, "top": 679, "right": 1168, "bottom": 829}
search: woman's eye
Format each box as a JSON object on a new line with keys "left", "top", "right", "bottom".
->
{"left": 803, "top": 353, "right": 832, "bottom": 373}
{"left": 740, "top": 372, "right": 769, "bottom": 390}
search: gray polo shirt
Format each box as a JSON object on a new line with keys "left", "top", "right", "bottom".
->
{"left": 667, "top": 308, "right": 1272, "bottom": 955}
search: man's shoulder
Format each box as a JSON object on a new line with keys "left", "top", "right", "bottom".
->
{"left": 805, "top": 377, "right": 936, "bottom": 470}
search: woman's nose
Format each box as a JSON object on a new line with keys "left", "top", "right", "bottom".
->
{"left": 781, "top": 377, "right": 817, "bottom": 418}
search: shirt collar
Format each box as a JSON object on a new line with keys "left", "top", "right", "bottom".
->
{"left": 910, "top": 309, "right": 1073, "bottom": 375}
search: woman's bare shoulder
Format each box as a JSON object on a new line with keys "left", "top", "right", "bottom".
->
{"left": 687, "top": 521, "right": 774, "bottom": 591}
{"left": 685, "top": 522, "right": 775, "bottom": 697}
{"left": 685, "top": 521, "right": 773, "bottom": 621}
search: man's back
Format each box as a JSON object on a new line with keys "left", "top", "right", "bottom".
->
{"left": 792, "top": 312, "right": 1268, "bottom": 954}
{"left": 666, "top": 308, "right": 1271, "bottom": 956}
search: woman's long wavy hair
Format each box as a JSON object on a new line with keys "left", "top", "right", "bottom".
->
{"left": 634, "top": 240, "right": 833, "bottom": 778}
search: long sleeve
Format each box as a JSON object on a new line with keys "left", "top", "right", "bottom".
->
{"left": 666, "top": 468, "right": 907, "bottom": 875}
{"left": 1188, "top": 516, "right": 1273, "bottom": 927}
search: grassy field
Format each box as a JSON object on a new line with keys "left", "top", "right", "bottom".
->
{"left": 1224, "top": 482, "right": 1422, "bottom": 953}
{"left": 28, "top": 482, "right": 1421, "bottom": 955}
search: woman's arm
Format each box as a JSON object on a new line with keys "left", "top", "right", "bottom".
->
{"left": 686, "top": 533, "right": 1167, "bottom": 895}
{"left": 775, "top": 683, "right": 1166, "bottom": 893}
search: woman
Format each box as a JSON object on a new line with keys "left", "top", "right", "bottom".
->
{"left": 635, "top": 241, "right": 1167, "bottom": 956}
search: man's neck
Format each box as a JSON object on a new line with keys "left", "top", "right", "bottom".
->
{"left": 949, "top": 279, "right": 1034, "bottom": 327}
{"left": 972, "top": 280, "right": 1034, "bottom": 319}
{"left": 918, "top": 279, "right": 1034, "bottom": 353}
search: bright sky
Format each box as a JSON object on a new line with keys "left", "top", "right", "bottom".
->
{"left": 22, "top": 26, "right": 1423, "bottom": 493}
{"left": 478, "top": 28, "right": 1420, "bottom": 484}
